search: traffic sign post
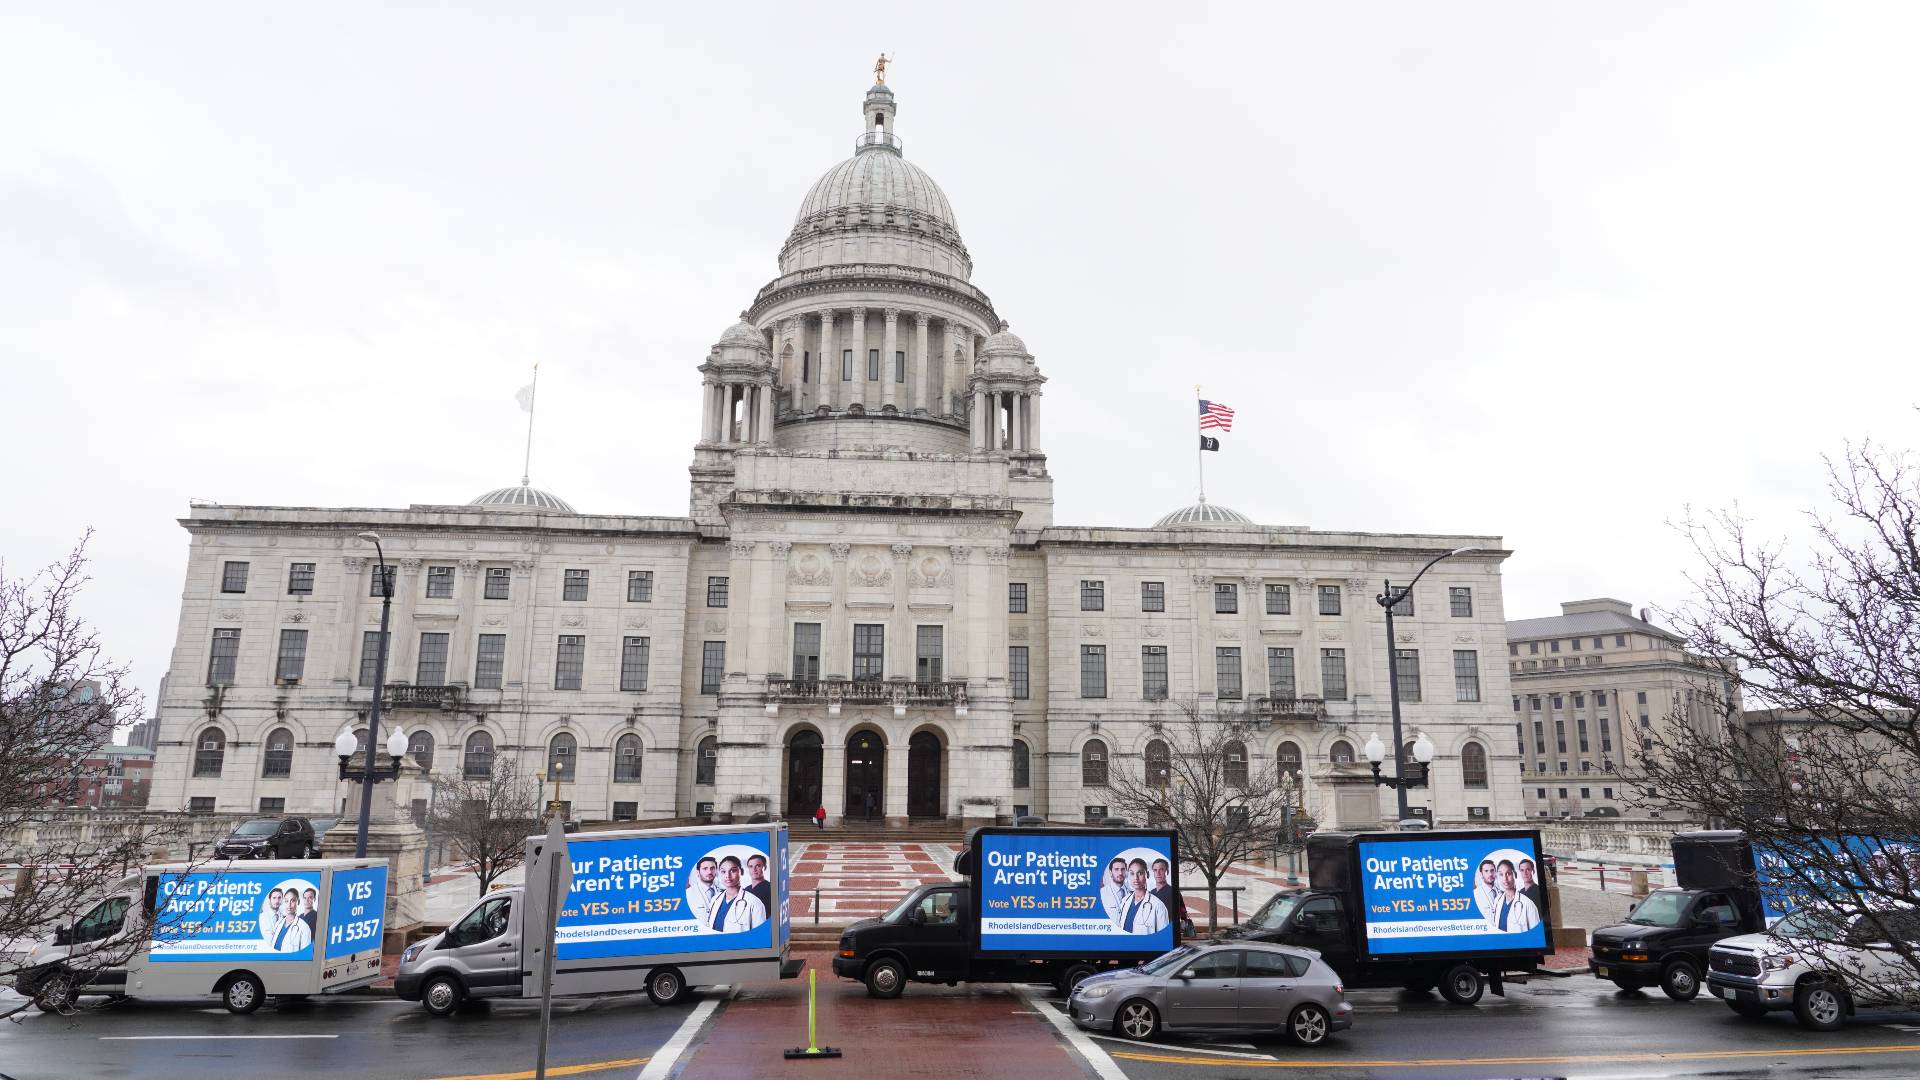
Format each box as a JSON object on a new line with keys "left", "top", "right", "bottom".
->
{"left": 532, "top": 815, "right": 573, "bottom": 1080}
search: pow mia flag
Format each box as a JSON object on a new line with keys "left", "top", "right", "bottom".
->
{"left": 1199, "top": 435, "right": 1221, "bottom": 452}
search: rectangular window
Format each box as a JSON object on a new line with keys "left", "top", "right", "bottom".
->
{"left": 789, "top": 622, "right": 822, "bottom": 681}
{"left": 357, "top": 631, "right": 388, "bottom": 687}
{"left": 1577, "top": 717, "right": 1591, "bottom": 753}
{"left": 1140, "top": 581, "right": 1164, "bottom": 612}
{"left": 370, "top": 565, "right": 396, "bottom": 597}
{"left": 1574, "top": 692, "right": 1587, "bottom": 708}
{"left": 427, "top": 565, "right": 455, "bottom": 599}
{"left": 1571, "top": 636, "right": 1582, "bottom": 651}
{"left": 274, "top": 629, "right": 307, "bottom": 682}
{"left": 701, "top": 641, "right": 725, "bottom": 694}
{"left": 1390, "top": 590, "right": 1414, "bottom": 617}
{"left": 1553, "top": 694, "right": 1564, "bottom": 709}
{"left": 1596, "top": 691, "right": 1608, "bottom": 707}
{"left": 1215, "top": 647, "right": 1243, "bottom": 699}
{"left": 1449, "top": 586, "right": 1472, "bottom": 617}
{"left": 1599, "top": 717, "right": 1613, "bottom": 753}
{"left": 1265, "top": 583, "right": 1290, "bottom": 615}
{"left": 1320, "top": 648, "right": 1347, "bottom": 700}
{"left": 707, "top": 576, "right": 729, "bottom": 608}
{"left": 1636, "top": 691, "right": 1648, "bottom": 705}
{"left": 1555, "top": 719, "right": 1569, "bottom": 753}
{"left": 484, "top": 567, "right": 511, "bottom": 600}
{"left": 1214, "top": 582, "right": 1238, "bottom": 614}
{"left": 620, "top": 636, "right": 650, "bottom": 692}
{"left": 1318, "top": 585, "right": 1342, "bottom": 616}
{"left": 1141, "top": 646, "right": 1168, "bottom": 700}
{"left": 563, "top": 569, "right": 589, "bottom": 602}
{"left": 1603, "top": 787, "right": 1614, "bottom": 799}
{"left": 841, "top": 349, "right": 852, "bottom": 380}
{"left": 853, "top": 624, "right": 885, "bottom": 682}
{"left": 1536, "top": 788, "right": 1546, "bottom": 800}
{"left": 1531, "top": 695, "right": 1541, "bottom": 710}
{"left": 1594, "top": 636, "right": 1605, "bottom": 649}
{"left": 1008, "top": 582, "right": 1027, "bottom": 613}
{"left": 627, "top": 570, "right": 653, "bottom": 603}
{"left": 915, "top": 625, "right": 944, "bottom": 684}
{"left": 612, "top": 802, "right": 638, "bottom": 822}
{"left": 416, "top": 633, "right": 450, "bottom": 686}
{"left": 1267, "top": 648, "right": 1296, "bottom": 697}
{"left": 554, "top": 635, "right": 585, "bottom": 691}
{"left": 287, "top": 562, "right": 315, "bottom": 595}
{"left": 1616, "top": 634, "right": 1627, "bottom": 647}
{"left": 801, "top": 352, "right": 810, "bottom": 383}
{"left": 1534, "top": 720, "right": 1547, "bottom": 754}
{"left": 1454, "top": 650, "right": 1480, "bottom": 702}
{"left": 221, "top": 561, "right": 249, "bottom": 593}
{"left": 1080, "top": 580, "right": 1105, "bottom": 611}
{"left": 1080, "top": 645, "right": 1107, "bottom": 698}
{"left": 1550, "top": 639, "right": 1561, "bottom": 653}
{"left": 258, "top": 796, "right": 285, "bottom": 814}
{"left": 866, "top": 348, "right": 880, "bottom": 380}
{"left": 1528, "top": 641, "right": 1540, "bottom": 654}
{"left": 189, "top": 797, "right": 215, "bottom": 814}
{"left": 1009, "top": 646, "right": 1029, "bottom": 699}
{"left": 1394, "top": 649, "right": 1422, "bottom": 702}
{"left": 474, "top": 634, "right": 506, "bottom": 689}
{"left": 894, "top": 350, "right": 906, "bottom": 382}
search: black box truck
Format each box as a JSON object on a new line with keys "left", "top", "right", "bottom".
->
{"left": 1225, "top": 828, "right": 1554, "bottom": 1005}
{"left": 1588, "top": 830, "right": 1769, "bottom": 1000}
{"left": 832, "top": 826, "right": 1185, "bottom": 998}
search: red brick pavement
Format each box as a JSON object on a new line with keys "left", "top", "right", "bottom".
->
{"left": 679, "top": 950, "right": 1086, "bottom": 1080}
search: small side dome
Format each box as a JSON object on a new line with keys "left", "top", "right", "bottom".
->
{"left": 980, "top": 321, "right": 1028, "bottom": 356}
{"left": 717, "top": 317, "right": 763, "bottom": 349}
{"left": 470, "top": 485, "right": 576, "bottom": 513}
{"left": 1154, "top": 500, "right": 1254, "bottom": 529}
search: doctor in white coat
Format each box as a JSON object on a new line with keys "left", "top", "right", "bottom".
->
{"left": 1112, "top": 859, "right": 1170, "bottom": 935}
{"left": 704, "top": 856, "right": 768, "bottom": 933}
{"left": 685, "top": 856, "right": 720, "bottom": 924}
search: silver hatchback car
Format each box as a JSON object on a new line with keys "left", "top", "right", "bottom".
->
{"left": 1069, "top": 942, "right": 1353, "bottom": 1046}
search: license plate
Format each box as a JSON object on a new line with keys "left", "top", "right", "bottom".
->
{"left": 1595, "top": 965, "right": 1609, "bottom": 978}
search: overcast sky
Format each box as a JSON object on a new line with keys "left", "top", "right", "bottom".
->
{"left": 4, "top": 3, "right": 1916, "bottom": 714}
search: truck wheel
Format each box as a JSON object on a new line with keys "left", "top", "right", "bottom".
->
{"left": 422, "top": 975, "right": 465, "bottom": 1016}
{"left": 222, "top": 973, "right": 266, "bottom": 1014}
{"left": 1660, "top": 961, "right": 1701, "bottom": 1001}
{"left": 1793, "top": 982, "right": 1846, "bottom": 1031}
{"left": 1727, "top": 1000, "right": 1768, "bottom": 1018}
{"left": 31, "top": 970, "right": 76, "bottom": 1013}
{"left": 1439, "top": 964, "right": 1484, "bottom": 1006}
{"left": 1286, "top": 1003, "right": 1333, "bottom": 1046}
{"left": 1057, "top": 964, "right": 1097, "bottom": 998}
{"left": 647, "top": 968, "right": 689, "bottom": 1006}
{"left": 864, "top": 958, "right": 905, "bottom": 999}
{"left": 1115, "top": 999, "right": 1161, "bottom": 1041}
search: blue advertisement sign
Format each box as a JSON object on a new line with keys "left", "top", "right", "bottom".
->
{"left": 554, "top": 830, "right": 776, "bottom": 960}
{"left": 150, "top": 870, "right": 323, "bottom": 963}
{"left": 1753, "top": 835, "right": 1919, "bottom": 923}
{"left": 976, "top": 832, "right": 1177, "bottom": 955}
{"left": 1356, "top": 837, "right": 1550, "bottom": 956}
{"left": 776, "top": 829, "right": 791, "bottom": 950}
{"left": 325, "top": 865, "right": 388, "bottom": 959}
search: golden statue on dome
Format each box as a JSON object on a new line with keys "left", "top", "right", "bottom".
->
{"left": 874, "top": 53, "right": 891, "bottom": 84}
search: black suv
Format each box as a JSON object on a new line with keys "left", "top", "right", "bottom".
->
{"left": 215, "top": 816, "right": 316, "bottom": 859}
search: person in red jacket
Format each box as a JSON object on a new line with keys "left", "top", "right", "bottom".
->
{"left": 813, "top": 805, "right": 826, "bottom": 829}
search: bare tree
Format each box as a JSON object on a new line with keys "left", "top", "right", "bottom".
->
{"left": 0, "top": 532, "right": 187, "bottom": 1016}
{"left": 1100, "top": 700, "right": 1295, "bottom": 930}
{"left": 1631, "top": 442, "right": 1920, "bottom": 1005}
{"left": 429, "top": 756, "right": 543, "bottom": 896}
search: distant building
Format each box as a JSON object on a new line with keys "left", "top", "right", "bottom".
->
{"left": 1506, "top": 598, "right": 1737, "bottom": 819}
{"left": 56, "top": 744, "right": 154, "bottom": 809}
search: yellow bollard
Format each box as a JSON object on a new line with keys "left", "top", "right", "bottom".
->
{"left": 783, "top": 968, "right": 843, "bottom": 1059}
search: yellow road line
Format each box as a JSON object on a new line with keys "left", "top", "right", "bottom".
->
{"left": 1108, "top": 1043, "right": 1920, "bottom": 1069}
{"left": 426, "top": 1056, "right": 649, "bottom": 1080}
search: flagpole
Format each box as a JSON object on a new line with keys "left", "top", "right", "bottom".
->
{"left": 1194, "top": 384, "right": 1206, "bottom": 504}
{"left": 521, "top": 363, "right": 540, "bottom": 486}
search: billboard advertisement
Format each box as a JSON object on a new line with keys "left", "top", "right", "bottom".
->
{"left": 975, "top": 831, "right": 1178, "bottom": 956}
{"left": 1753, "top": 835, "right": 1920, "bottom": 924}
{"left": 150, "top": 870, "right": 322, "bottom": 963}
{"left": 1356, "top": 836, "right": 1550, "bottom": 957}
{"left": 324, "top": 865, "right": 389, "bottom": 959}
{"left": 554, "top": 829, "right": 777, "bottom": 960}
{"left": 776, "top": 828, "right": 791, "bottom": 950}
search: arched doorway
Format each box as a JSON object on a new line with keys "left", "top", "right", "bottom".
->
{"left": 907, "top": 730, "right": 943, "bottom": 819}
{"left": 845, "top": 729, "right": 885, "bottom": 819}
{"left": 786, "top": 730, "right": 823, "bottom": 818}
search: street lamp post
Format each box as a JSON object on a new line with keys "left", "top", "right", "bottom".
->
{"left": 1375, "top": 547, "right": 1476, "bottom": 821}
{"left": 355, "top": 531, "right": 393, "bottom": 859}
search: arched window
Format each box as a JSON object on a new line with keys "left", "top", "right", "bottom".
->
{"left": 352, "top": 727, "right": 369, "bottom": 752}
{"left": 614, "top": 733, "right": 643, "bottom": 783}
{"left": 1462, "top": 742, "right": 1489, "bottom": 789}
{"left": 193, "top": 727, "right": 226, "bottom": 777}
{"left": 1403, "top": 741, "right": 1417, "bottom": 767}
{"left": 261, "top": 727, "right": 293, "bottom": 778}
{"left": 1224, "top": 740, "right": 1248, "bottom": 787}
{"left": 1080, "top": 739, "right": 1108, "bottom": 787}
{"left": 1145, "top": 739, "right": 1171, "bottom": 788}
{"left": 1011, "top": 740, "right": 1031, "bottom": 789}
{"left": 1328, "top": 739, "right": 1355, "bottom": 764}
{"left": 547, "top": 733, "right": 576, "bottom": 782}
{"left": 696, "top": 736, "right": 717, "bottom": 786}
{"left": 1277, "top": 741, "right": 1302, "bottom": 779}
{"left": 463, "top": 731, "right": 494, "bottom": 779}
{"left": 409, "top": 730, "right": 435, "bottom": 774}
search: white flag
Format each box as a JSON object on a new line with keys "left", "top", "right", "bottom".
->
{"left": 515, "top": 384, "right": 535, "bottom": 413}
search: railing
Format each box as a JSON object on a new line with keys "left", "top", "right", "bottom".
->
{"left": 384, "top": 685, "right": 463, "bottom": 710}
{"left": 764, "top": 677, "right": 969, "bottom": 709}
{"left": 854, "top": 130, "right": 903, "bottom": 154}
{"left": 1246, "top": 694, "right": 1327, "bottom": 723}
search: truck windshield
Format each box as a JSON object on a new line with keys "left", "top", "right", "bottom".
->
{"left": 1138, "top": 945, "right": 1199, "bottom": 976}
{"left": 884, "top": 891, "right": 923, "bottom": 923}
{"left": 1625, "top": 891, "right": 1691, "bottom": 927}
{"left": 1244, "top": 892, "right": 1302, "bottom": 932}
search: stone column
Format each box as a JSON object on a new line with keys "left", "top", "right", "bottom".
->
{"left": 779, "top": 318, "right": 798, "bottom": 387}
{"left": 764, "top": 541, "right": 792, "bottom": 676}
{"left": 971, "top": 389, "right": 987, "bottom": 449}
{"left": 449, "top": 559, "right": 481, "bottom": 683}
{"left": 819, "top": 310, "right": 838, "bottom": 410}
{"left": 912, "top": 312, "right": 930, "bottom": 414}
{"left": 700, "top": 383, "right": 717, "bottom": 443}
{"left": 756, "top": 381, "right": 774, "bottom": 443}
{"left": 1296, "top": 578, "right": 1322, "bottom": 698}
{"left": 826, "top": 543, "right": 851, "bottom": 678}
{"left": 948, "top": 546, "right": 971, "bottom": 679}
{"left": 727, "top": 540, "right": 757, "bottom": 673}
{"left": 821, "top": 738, "right": 846, "bottom": 823}
{"left": 1028, "top": 392, "right": 1043, "bottom": 451}
{"left": 881, "top": 308, "right": 900, "bottom": 411}
{"left": 1011, "top": 394, "right": 1026, "bottom": 451}
{"left": 338, "top": 556, "right": 370, "bottom": 686}
{"left": 1194, "top": 575, "right": 1216, "bottom": 697}
{"left": 951, "top": 324, "right": 972, "bottom": 411}
{"left": 886, "top": 733, "right": 910, "bottom": 823}
{"left": 889, "top": 545, "right": 913, "bottom": 680}
{"left": 848, "top": 307, "right": 868, "bottom": 409}
{"left": 389, "top": 558, "right": 424, "bottom": 682}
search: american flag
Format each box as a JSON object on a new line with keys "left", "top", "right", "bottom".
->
{"left": 1198, "top": 399, "right": 1235, "bottom": 431}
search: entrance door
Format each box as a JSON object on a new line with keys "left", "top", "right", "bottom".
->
{"left": 845, "top": 730, "right": 884, "bottom": 818}
{"left": 907, "top": 731, "right": 942, "bottom": 819}
{"left": 786, "top": 731, "right": 823, "bottom": 818}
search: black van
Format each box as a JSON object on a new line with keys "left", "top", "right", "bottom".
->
{"left": 1588, "top": 831, "right": 1765, "bottom": 1000}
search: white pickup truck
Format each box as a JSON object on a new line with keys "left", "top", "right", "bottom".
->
{"left": 1706, "top": 904, "right": 1920, "bottom": 1030}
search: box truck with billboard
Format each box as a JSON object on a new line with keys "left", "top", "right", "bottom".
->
{"left": 395, "top": 822, "right": 800, "bottom": 1015}
{"left": 832, "top": 826, "right": 1186, "bottom": 998}
{"left": 13, "top": 858, "right": 388, "bottom": 1014}
{"left": 1225, "top": 829, "right": 1553, "bottom": 1005}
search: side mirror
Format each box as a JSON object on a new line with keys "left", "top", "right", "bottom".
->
{"left": 53, "top": 926, "right": 71, "bottom": 947}
{"left": 1176, "top": 969, "right": 1197, "bottom": 981}
{"left": 906, "top": 908, "right": 924, "bottom": 926}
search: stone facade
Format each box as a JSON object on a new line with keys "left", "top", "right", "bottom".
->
{"left": 149, "top": 82, "right": 1528, "bottom": 829}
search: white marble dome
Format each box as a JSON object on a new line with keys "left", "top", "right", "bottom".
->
{"left": 1154, "top": 500, "right": 1254, "bottom": 529}
{"left": 470, "top": 485, "right": 575, "bottom": 513}
{"left": 716, "top": 318, "right": 763, "bottom": 349}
